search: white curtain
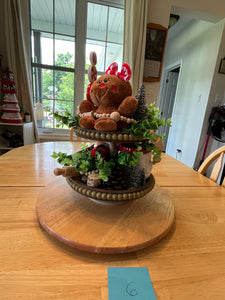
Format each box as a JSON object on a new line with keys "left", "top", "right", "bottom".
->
{"left": 124, "top": 0, "right": 148, "bottom": 95}
{"left": 0, "top": 0, "right": 39, "bottom": 142}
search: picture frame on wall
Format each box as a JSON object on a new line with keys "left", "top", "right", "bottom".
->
{"left": 218, "top": 58, "right": 225, "bottom": 74}
{"left": 143, "top": 23, "right": 168, "bottom": 82}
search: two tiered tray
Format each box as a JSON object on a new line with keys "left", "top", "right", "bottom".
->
{"left": 36, "top": 128, "right": 175, "bottom": 253}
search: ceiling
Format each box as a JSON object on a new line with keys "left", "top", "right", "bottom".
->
{"left": 30, "top": 0, "right": 124, "bottom": 41}
{"left": 168, "top": 5, "right": 224, "bottom": 41}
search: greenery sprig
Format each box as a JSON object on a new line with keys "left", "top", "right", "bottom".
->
{"left": 117, "top": 151, "right": 143, "bottom": 167}
{"left": 124, "top": 103, "right": 171, "bottom": 140}
{"left": 50, "top": 103, "right": 171, "bottom": 182}
{"left": 48, "top": 109, "right": 80, "bottom": 129}
{"left": 95, "top": 152, "right": 115, "bottom": 182}
{"left": 51, "top": 151, "right": 75, "bottom": 166}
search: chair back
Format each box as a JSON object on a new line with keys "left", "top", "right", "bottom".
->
{"left": 198, "top": 145, "right": 225, "bottom": 187}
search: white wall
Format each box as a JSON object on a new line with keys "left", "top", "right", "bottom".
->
{"left": 162, "top": 19, "right": 224, "bottom": 167}
{"left": 194, "top": 20, "right": 225, "bottom": 170}
{"left": 145, "top": 0, "right": 225, "bottom": 102}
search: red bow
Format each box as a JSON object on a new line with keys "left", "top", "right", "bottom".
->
{"left": 105, "top": 62, "right": 131, "bottom": 81}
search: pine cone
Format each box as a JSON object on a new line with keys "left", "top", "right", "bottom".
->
{"left": 126, "top": 166, "right": 146, "bottom": 189}
{"left": 104, "top": 164, "right": 128, "bottom": 190}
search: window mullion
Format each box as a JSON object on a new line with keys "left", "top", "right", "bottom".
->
{"left": 104, "top": 6, "right": 110, "bottom": 71}
{"left": 74, "top": 0, "right": 87, "bottom": 113}
{"left": 53, "top": 0, "right": 56, "bottom": 128}
{"left": 33, "top": 30, "right": 42, "bottom": 103}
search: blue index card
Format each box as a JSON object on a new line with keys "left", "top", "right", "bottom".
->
{"left": 108, "top": 267, "right": 157, "bottom": 300}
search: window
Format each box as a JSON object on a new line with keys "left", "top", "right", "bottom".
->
{"left": 30, "top": 0, "right": 124, "bottom": 133}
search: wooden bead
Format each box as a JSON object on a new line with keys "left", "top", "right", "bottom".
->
{"left": 110, "top": 112, "right": 120, "bottom": 122}
{"left": 123, "top": 134, "right": 129, "bottom": 141}
{"left": 112, "top": 194, "right": 118, "bottom": 201}
{"left": 118, "top": 194, "right": 123, "bottom": 201}
{"left": 107, "top": 194, "right": 112, "bottom": 201}
{"left": 91, "top": 191, "right": 96, "bottom": 198}
{"left": 106, "top": 134, "right": 112, "bottom": 140}
{"left": 96, "top": 192, "right": 101, "bottom": 199}
{"left": 82, "top": 189, "right": 87, "bottom": 195}
{"left": 100, "top": 133, "right": 106, "bottom": 139}
{"left": 118, "top": 134, "right": 123, "bottom": 141}
{"left": 112, "top": 134, "right": 117, "bottom": 140}
{"left": 128, "top": 193, "right": 133, "bottom": 200}
{"left": 87, "top": 190, "right": 92, "bottom": 197}
{"left": 102, "top": 193, "right": 107, "bottom": 200}
{"left": 123, "top": 194, "right": 128, "bottom": 200}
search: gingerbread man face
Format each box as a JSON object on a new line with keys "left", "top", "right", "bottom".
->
{"left": 90, "top": 74, "right": 132, "bottom": 107}
{"left": 79, "top": 62, "right": 137, "bottom": 131}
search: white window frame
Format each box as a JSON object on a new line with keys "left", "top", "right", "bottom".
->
{"left": 30, "top": 0, "right": 124, "bottom": 138}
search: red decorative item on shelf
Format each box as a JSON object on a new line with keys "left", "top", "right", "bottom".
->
{"left": 1, "top": 68, "right": 23, "bottom": 124}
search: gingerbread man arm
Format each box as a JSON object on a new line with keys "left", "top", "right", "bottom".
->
{"left": 79, "top": 100, "right": 95, "bottom": 114}
{"left": 118, "top": 96, "right": 138, "bottom": 117}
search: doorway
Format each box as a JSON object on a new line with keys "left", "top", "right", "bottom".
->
{"left": 158, "top": 62, "right": 181, "bottom": 151}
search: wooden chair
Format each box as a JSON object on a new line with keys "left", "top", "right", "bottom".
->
{"left": 198, "top": 145, "right": 225, "bottom": 187}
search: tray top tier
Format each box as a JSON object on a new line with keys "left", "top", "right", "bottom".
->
{"left": 75, "top": 127, "right": 148, "bottom": 143}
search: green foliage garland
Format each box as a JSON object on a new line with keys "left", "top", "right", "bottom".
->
{"left": 49, "top": 109, "right": 80, "bottom": 129}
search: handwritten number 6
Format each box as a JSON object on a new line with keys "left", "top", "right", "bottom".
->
{"left": 126, "top": 281, "right": 138, "bottom": 297}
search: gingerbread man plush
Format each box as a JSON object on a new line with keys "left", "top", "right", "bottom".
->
{"left": 79, "top": 62, "right": 138, "bottom": 131}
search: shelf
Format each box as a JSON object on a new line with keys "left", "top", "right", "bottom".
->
{"left": 0, "top": 146, "right": 14, "bottom": 150}
{"left": 0, "top": 122, "right": 32, "bottom": 126}
{"left": 0, "top": 122, "right": 34, "bottom": 155}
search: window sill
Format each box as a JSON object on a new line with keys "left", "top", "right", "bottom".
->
{"left": 39, "top": 133, "right": 71, "bottom": 141}
{"left": 38, "top": 128, "right": 72, "bottom": 141}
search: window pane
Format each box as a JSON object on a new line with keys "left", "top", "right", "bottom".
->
{"left": 87, "top": 3, "right": 108, "bottom": 41}
{"left": 107, "top": 7, "right": 124, "bottom": 44}
{"left": 32, "top": 67, "right": 54, "bottom": 103}
{"left": 42, "top": 100, "right": 54, "bottom": 128}
{"left": 30, "top": 0, "right": 124, "bottom": 131}
{"left": 56, "top": 100, "right": 73, "bottom": 116}
{"left": 42, "top": 69, "right": 54, "bottom": 100}
{"left": 31, "top": 34, "right": 35, "bottom": 63}
{"left": 41, "top": 33, "right": 54, "bottom": 65}
{"left": 86, "top": 40, "right": 106, "bottom": 72}
{"left": 55, "top": 0, "right": 76, "bottom": 36}
{"left": 55, "top": 35, "right": 75, "bottom": 66}
{"left": 106, "top": 43, "right": 123, "bottom": 69}
{"left": 30, "top": 0, "right": 53, "bottom": 32}
{"left": 55, "top": 70, "right": 74, "bottom": 101}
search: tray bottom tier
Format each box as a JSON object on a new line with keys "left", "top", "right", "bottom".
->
{"left": 36, "top": 177, "right": 175, "bottom": 254}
